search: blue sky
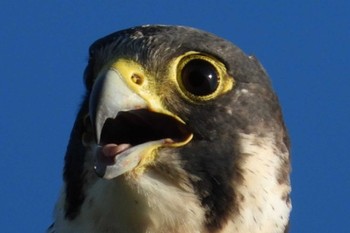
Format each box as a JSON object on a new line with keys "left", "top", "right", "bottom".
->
{"left": 1, "top": 1, "right": 349, "bottom": 232}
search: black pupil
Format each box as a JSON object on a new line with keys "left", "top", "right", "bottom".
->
{"left": 181, "top": 59, "right": 219, "bottom": 96}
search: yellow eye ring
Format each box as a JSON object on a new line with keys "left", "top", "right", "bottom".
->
{"left": 173, "top": 52, "right": 234, "bottom": 103}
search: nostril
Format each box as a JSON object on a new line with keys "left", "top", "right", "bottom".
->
{"left": 131, "top": 74, "right": 143, "bottom": 85}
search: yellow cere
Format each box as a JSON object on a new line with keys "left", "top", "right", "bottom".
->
{"left": 109, "top": 59, "right": 194, "bottom": 175}
{"left": 110, "top": 59, "right": 185, "bottom": 124}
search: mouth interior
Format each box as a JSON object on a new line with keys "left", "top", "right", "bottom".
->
{"left": 99, "top": 109, "right": 192, "bottom": 146}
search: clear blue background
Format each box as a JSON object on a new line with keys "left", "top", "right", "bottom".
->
{"left": 1, "top": 1, "right": 349, "bottom": 232}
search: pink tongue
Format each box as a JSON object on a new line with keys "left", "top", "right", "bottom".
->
{"left": 102, "top": 143, "right": 132, "bottom": 157}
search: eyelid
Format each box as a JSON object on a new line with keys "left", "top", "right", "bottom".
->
{"left": 171, "top": 52, "right": 234, "bottom": 103}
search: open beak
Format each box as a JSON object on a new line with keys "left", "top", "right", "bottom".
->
{"left": 89, "top": 66, "right": 192, "bottom": 179}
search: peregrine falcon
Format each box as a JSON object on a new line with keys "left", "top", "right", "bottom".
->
{"left": 49, "top": 25, "right": 291, "bottom": 233}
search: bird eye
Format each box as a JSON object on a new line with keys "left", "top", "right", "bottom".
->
{"left": 180, "top": 59, "right": 219, "bottom": 96}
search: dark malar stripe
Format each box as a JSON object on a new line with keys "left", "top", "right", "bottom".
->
{"left": 63, "top": 97, "right": 89, "bottom": 220}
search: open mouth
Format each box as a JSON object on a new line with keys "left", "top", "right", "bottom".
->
{"left": 100, "top": 109, "right": 192, "bottom": 147}
{"left": 94, "top": 109, "right": 192, "bottom": 178}
{"left": 89, "top": 66, "right": 193, "bottom": 179}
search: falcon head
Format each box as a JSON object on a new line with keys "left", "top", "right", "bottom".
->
{"left": 51, "top": 25, "right": 291, "bottom": 233}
